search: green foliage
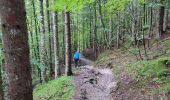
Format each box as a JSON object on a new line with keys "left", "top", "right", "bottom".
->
{"left": 49, "top": 0, "right": 95, "bottom": 12}
{"left": 33, "top": 76, "right": 75, "bottom": 100}
{"left": 131, "top": 57, "right": 170, "bottom": 93}
{"left": 103, "top": 0, "right": 130, "bottom": 13}
{"left": 122, "top": 35, "right": 134, "bottom": 47}
{"left": 122, "top": 35, "right": 140, "bottom": 55}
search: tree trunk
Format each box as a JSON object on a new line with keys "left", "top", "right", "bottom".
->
{"left": 108, "top": 14, "right": 113, "bottom": 49}
{"left": 31, "top": 0, "right": 42, "bottom": 83}
{"left": 53, "top": 11, "right": 61, "bottom": 79}
{"left": 159, "top": 3, "right": 165, "bottom": 35}
{"left": 39, "top": 0, "right": 47, "bottom": 82}
{"left": 0, "top": 0, "right": 33, "bottom": 100}
{"left": 164, "top": 9, "right": 169, "bottom": 31}
{"left": 31, "top": 0, "right": 40, "bottom": 58}
{"left": 64, "top": 11, "right": 72, "bottom": 76}
{"left": 0, "top": 63, "right": 4, "bottom": 100}
{"left": 93, "top": 4, "right": 98, "bottom": 58}
{"left": 46, "top": 0, "right": 53, "bottom": 78}
{"left": 117, "top": 12, "right": 120, "bottom": 49}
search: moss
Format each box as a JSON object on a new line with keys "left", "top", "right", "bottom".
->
{"left": 33, "top": 76, "right": 75, "bottom": 100}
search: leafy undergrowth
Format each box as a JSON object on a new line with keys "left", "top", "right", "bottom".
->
{"left": 33, "top": 76, "right": 75, "bottom": 100}
{"left": 131, "top": 57, "right": 170, "bottom": 94}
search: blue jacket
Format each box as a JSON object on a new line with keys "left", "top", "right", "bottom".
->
{"left": 74, "top": 51, "right": 79, "bottom": 60}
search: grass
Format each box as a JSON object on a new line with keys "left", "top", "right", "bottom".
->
{"left": 33, "top": 76, "right": 75, "bottom": 100}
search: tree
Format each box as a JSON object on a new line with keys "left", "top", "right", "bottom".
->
{"left": 0, "top": 30, "right": 4, "bottom": 100}
{"left": 53, "top": 10, "right": 61, "bottom": 78}
{"left": 0, "top": 0, "right": 33, "bottom": 99}
{"left": 64, "top": 11, "right": 73, "bottom": 76}
{"left": 159, "top": 0, "right": 165, "bottom": 35}
{"left": 0, "top": 63, "right": 3, "bottom": 100}
{"left": 38, "top": 0, "right": 47, "bottom": 82}
{"left": 46, "top": 0, "right": 53, "bottom": 78}
{"left": 30, "top": 0, "right": 42, "bottom": 83}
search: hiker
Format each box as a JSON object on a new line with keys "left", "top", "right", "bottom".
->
{"left": 73, "top": 50, "right": 80, "bottom": 68}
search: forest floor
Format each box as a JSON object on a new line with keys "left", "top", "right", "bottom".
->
{"left": 73, "top": 42, "right": 170, "bottom": 100}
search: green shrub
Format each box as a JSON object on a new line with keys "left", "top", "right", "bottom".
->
{"left": 33, "top": 76, "right": 75, "bottom": 100}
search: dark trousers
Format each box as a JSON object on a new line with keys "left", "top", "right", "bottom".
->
{"left": 74, "top": 59, "right": 79, "bottom": 68}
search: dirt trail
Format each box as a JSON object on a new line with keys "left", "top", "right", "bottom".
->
{"left": 79, "top": 54, "right": 94, "bottom": 66}
{"left": 73, "top": 65, "right": 117, "bottom": 100}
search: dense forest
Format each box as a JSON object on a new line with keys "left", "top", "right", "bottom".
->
{"left": 0, "top": 0, "right": 170, "bottom": 100}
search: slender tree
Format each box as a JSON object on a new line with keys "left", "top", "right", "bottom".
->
{"left": 0, "top": 0, "right": 33, "bottom": 99}
{"left": 46, "top": 0, "right": 53, "bottom": 78}
{"left": 64, "top": 11, "right": 73, "bottom": 76}
{"left": 159, "top": 0, "right": 165, "bottom": 35}
{"left": 38, "top": 0, "right": 47, "bottom": 82}
{"left": 53, "top": 10, "right": 61, "bottom": 78}
{"left": 30, "top": 0, "right": 42, "bottom": 83}
{"left": 0, "top": 29, "right": 4, "bottom": 100}
{"left": 0, "top": 63, "right": 3, "bottom": 100}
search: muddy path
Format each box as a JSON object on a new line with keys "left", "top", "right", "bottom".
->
{"left": 73, "top": 65, "right": 117, "bottom": 100}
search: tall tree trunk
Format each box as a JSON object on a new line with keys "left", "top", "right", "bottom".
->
{"left": 159, "top": 2, "right": 165, "bottom": 35}
{"left": 53, "top": 11, "right": 61, "bottom": 78}
{"left": 89, "top": 17, "right": 93, "bottom": 48}
{"left": 108, "top": 14, "right": 113, "bottom": 49}
{"left": 0, "top": 62, "right": 4, "bottom": 100}
{"left": 31, "top": 0, "right": 40, "bottom": 58}
{"left": 64, "top": 11, "right": 72, "bottom": 76}
{"left": 0, "top": 33, "right": 4, "bottom": 100}
{"left": 143, "top": 1, "right": 148, "bottom": 59}
{"left": 164, "top": 9, "right": 169, "bottom": 31}
{"left": 0, "top": 0, "right": 33, "bottom": 100}
{"left": 117, "top": 12, "right": 120, "bottom": 49}
{"left": 31, "top": 0, "right": 42, "bottom": 83}
{"left": 93, "top": 4, "right": 98, "bottom": 58}
{"left": 39, "top": 0, "right": 47, "bottom": 82}
{"left": 46, "top": 0, "right": 53, "bottom": 78}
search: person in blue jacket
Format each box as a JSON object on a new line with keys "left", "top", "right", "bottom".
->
{"left": 73, "top": 50, "right": 80, "bottom": 68}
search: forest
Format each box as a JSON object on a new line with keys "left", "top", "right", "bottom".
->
{"left": 0, "top": 0, "right": 170, "bottom": 100}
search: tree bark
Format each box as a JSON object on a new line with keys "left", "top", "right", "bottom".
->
{"left": 159, "top": 3, "right": 165, "bottom": 35}
{"left": 117, "top": 12, "right": 120, "bottom": 49}
{"left": 108, "top": 14, "right": 113, "bottom": 49}
{"left": 0, "top": 62, "right": 4, "bottom": 100}
{"left": 0, "top": 19, "right": 4, "bottom": 100}
{"left": 53, "top": 11, "right": 61, "bottom": 79}
{"left": 93, "top": 4, "right": 98, "bottom": 58}
{"left": 46, "top": 0, "right": 53, "bottom": 78}
{"left": 31, "top": 0, "right": 42, "bottom": 83}
{"left": 64, "top": 11, "right": 72, "bottom": 76}
{"left": 38, "top": 0, "right": 47, "bottom": 82}
{"left": 0, "top": 0, "right": 33, "bottom": 99}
